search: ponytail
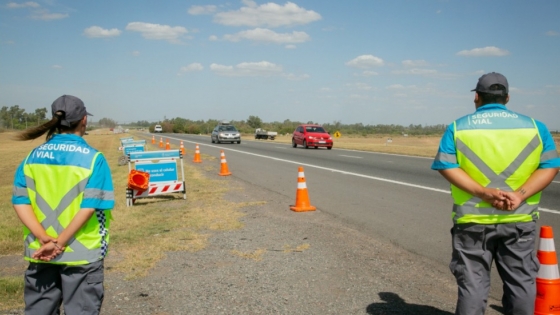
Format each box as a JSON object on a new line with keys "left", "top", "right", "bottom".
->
{"left": 14, "top": 111, "right": 81, "bottom": 141}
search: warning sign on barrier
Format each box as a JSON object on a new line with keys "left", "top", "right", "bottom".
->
{"left": 126, "top": 149, "right": 186, "bottom": 206}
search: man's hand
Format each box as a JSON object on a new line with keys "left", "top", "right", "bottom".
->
{"left": 476, "top": 188, "right": 512, "bottom": 211}
{"left": 501, "top": 191, "right": 525, "bottom": 211}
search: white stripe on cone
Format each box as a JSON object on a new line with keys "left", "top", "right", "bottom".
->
{"left": 539, "top": 238, "right": 556, "bottom": 251}
{"left": 297, "top": 182, "right": 307, "bottom": 189}
{"left": 537, "top": 264, "right": 560, "bottom": 280}
{"left": 298, "top": 172, "right": 305, "bottom": 177}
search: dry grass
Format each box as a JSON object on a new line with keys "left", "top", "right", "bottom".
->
{"left": 230, "top": 249, "right": 267, "bottom": 261}
{"left": 257, "top": 133, "right": 560, "bottom": 157}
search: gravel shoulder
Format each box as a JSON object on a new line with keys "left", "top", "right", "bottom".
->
{"left": 101, "top": 171, "right": 504, "bottom": 315}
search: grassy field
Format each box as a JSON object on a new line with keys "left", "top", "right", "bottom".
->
{"left": 0, "top": 130, "right": 251, "bottom": 310}
{"left": 264, "top": 133, "right": 560, "bottom": 157}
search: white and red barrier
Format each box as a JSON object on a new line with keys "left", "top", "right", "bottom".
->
{"left": 126, "top": 150, "right": 186, "bottom": 206}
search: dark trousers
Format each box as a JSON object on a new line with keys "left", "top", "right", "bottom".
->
{"left": 24, "top": 260, "right": 104, "bottom": 315}
{"left": 450, "top": 221, "right": 539, "bottom": 315}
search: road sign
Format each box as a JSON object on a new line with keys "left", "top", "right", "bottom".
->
{"left": 334, "top": 131, "right": 341, "bottom": 138}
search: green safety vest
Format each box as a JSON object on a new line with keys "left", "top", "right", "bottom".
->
{"left": 22, "top": 152, "right": 111, "bottom": 265}
{"left": 452, "top": 116, "right": 543, "bottom": 224}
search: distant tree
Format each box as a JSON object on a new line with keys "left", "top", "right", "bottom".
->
{"left": 247, "top": 115, "right": 263, "bottom": 129}
{"left": 34, "top": 107, "right": 48, "bottom": 125}
{"left": 99, "top": 118, "right": 117, "bottom": 128}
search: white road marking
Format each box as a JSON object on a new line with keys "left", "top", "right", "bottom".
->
{"left": 170, "top": 135, "right": 560, "bottom": 214}
{"left": 339, "top": 155, "right": 362, "bottom": 159}
{"left": 552, "top": 181, "right": 560, "bottom": 184}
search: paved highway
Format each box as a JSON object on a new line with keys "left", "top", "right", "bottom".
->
{"left": 151, "top": 133, "right": 560, "bottom": 299}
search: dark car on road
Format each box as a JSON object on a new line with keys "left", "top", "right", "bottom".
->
{"left": 292, "top": 124, "right": 333, "bottom": 149}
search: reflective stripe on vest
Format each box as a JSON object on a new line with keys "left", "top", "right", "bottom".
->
{"left": 452, "top": 118, "right": 542, "bottom": 224}
{"left": 23, "top": 152, "right": 105, "bottom": 265}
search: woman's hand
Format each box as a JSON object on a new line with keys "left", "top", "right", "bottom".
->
{"left": 32, "top": 242, "right": 65, "bottom": 261}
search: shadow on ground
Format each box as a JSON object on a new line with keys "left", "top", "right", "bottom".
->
{"left": 366, "top": 292, "right": 453, "bottom": 315}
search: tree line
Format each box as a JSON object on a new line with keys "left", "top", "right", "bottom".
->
{"left": 137, "top": 115, "right": 449, "bottom": 136}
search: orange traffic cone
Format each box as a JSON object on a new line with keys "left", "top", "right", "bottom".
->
{"left": 152, "top": 135, "right": 155, "bottom": 144}
{"left": 218, "top": 150, "right": 231, "bottom": 176}
{"left": 165, "top": 139, "right": 170, "bottom": 150}
{"left": 193, "top": 144, "right": 202, "bottom": 163}
{"left": 127, "top": 169, "right": 150, "bottom": 192}
{"left": 180, "top": 141, "right": 185, "bottom": 156}
{"left": 159, "top": 137, "right": 163, "bottom": 148}
{"left": 290, "top": 166, "right": 316, "bottom": 212}
{"left": 535, "top": 226, "right": 560, "bottom": 314}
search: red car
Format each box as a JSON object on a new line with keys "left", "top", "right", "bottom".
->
{"left": 292, "top": 124, "right": 333, "bottom": 149}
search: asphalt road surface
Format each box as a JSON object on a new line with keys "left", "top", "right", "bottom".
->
{"left": 150, "top": 133, "right": 560, "bottom": 301}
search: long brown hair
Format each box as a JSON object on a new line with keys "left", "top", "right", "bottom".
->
{"left": 14, "top": 111, "right": 81, "bottom": 141}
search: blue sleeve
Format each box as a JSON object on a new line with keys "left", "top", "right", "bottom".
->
{"left": 12, "top": 160, "right": 31, "bottom": 205}
{"left": 536, "top": 120, "right": 560, "bottom": 169}
{"left": 81, "top": 153, "right": 115, "bottom": 210}
{"left": 431, "top": 123, "right": 459, "bottom": 170}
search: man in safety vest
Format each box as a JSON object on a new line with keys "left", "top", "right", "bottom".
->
{"left": 432, "top": 72, "right": 560, "bottom": 314}
{"left": 12, "top": 95, "right": 114, "bottom": 315}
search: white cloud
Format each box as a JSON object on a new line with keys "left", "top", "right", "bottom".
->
{"left": 213, "top": 1, "right": 321, "bottom": 27}
{"left": 210, "top": 61, "right": 283, "bottom": 77}
{"left": 345, "top": 55, "right": 385, "bottom": 69}
{"left": 360, "top": 71, "right": 378, "bottom": 77}
{"left": 30, "top": 9, "right": 68, "bottom": 20}
{"left": 126, "top": 22, "right": 188, "bottom": 44}
{"left": 51, "top": 64, "right": 62, "bottom": 69}
{"left": 132, "top": 51, "right": 140, "bottom": 56}
{"left": 178, "top": 63, "right": 204, "bottom": 75}
{"left": 456, "top": 46, "right": 510, "bottom": 57}
{"left": 285, "top": 44, "right": 296, "bottom": 49}
{"left": 284, "top": 73, "right": 309, "bottom": 80}
{"left": 546, "top": 30, "right": 559, "bottom": 36}
{"left": 346, "top": 82, "right": 373, "bottom": 90}
{"left": 209, "top": 35, "right": 218, "bottom": 41}
{"left": 6, "top": 1, "right": 39, "bottom": 8}
{"left": 188, "top": 5, "right": 217, "bottom": 15}
{"left": 83, "top": 26, "right": 121, "bottom": 38}
{"left": 402, "top": 59, "right": 428, "bottom": 68}
{"left": 223, "top": 28, "right": 310, "bottom": 44}
{"left": 392, "top": 68, "right": 438, "bottom": 75}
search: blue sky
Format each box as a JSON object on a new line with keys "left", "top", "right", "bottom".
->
{"left": 1, "top": 0, "right": 559, "bottom": 129}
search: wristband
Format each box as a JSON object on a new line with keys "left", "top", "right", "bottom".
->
{"left": 53, "top": 242, "right": 63, "bottom": 250}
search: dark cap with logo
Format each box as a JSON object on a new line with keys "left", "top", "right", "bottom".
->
{"left": 51, "top": 95, "right": 93, "bottom": 127}
{"left": 471, "top": 72, "right": 509, "bottom": 96}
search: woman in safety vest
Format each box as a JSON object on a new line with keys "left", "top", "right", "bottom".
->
{"left": 12, "top": 95, "right": 114, "bottom": 315}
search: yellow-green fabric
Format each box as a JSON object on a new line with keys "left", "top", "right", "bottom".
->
{"left": 452, "top": 120, "right": 542, "bottom": 224}
{"left": 23, "top": 152, "right": 108, "bottom": 265}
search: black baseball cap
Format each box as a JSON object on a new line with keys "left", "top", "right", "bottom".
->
{"left": 51, "top": 95, "right": 93, "bottom": 127}
{"left": 471, "top": 72, "right": 509, "bottom": 96}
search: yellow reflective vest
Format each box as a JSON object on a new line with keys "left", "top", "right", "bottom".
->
{"left": 22, "top": 149, "right": 110, "bottom": 265}
{"left": 451, "top": 108, "right": 543, "bottom": 224}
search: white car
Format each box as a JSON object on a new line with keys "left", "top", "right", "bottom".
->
{"left": 154, "top": 125, "right": 163, "bottom": 133}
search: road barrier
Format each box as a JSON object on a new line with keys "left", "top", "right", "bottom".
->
{"left": 193, "top": 144, "right": 202, "bottom": 163}
{"left": 535, "top": 225, "right": 560, "bottom": 314}
{"left": 126, "top": 149, "right": 186, "bottom": 206}
{"left": 290, "top": 166, "right": 316, "bottom": 212}
{"left": 218, "top": 150, "right": 231, "bottom": 176}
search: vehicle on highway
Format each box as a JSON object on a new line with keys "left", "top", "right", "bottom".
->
{"left": 154, "top": 124, "right": 163, "bottom": 133}
{"left": 292, "top": 124, "right": 333, "bottom": 149}
{"left": 211, "top": 121, "right": 241, "bottom": 144}
{"left": 255, "top": 128, "right": 277, "bottom": 140}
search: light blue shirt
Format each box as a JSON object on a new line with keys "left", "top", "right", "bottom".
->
{"left": 431, "top": 104, "right": 560, "bottom": 170}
